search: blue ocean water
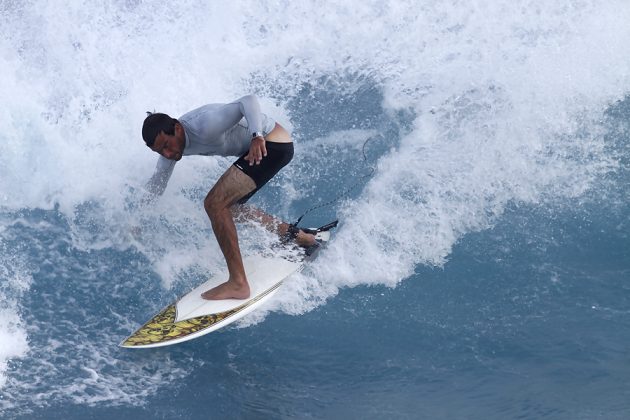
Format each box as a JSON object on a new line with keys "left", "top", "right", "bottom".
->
{"left": 1, "top": 1, "right": 629, "bottom": 419}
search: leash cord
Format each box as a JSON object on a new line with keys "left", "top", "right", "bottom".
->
{"left": 293, "top": 135, "right": 376, "bottom": 227}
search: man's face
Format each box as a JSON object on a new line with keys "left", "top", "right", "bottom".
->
{"left": 151, "top": 124, "right": 185, "bottom": 161}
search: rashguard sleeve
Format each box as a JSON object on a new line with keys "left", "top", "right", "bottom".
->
{"left": 145, "top": 156, "right": 176, "bottom": 197}
{"left": 230, "top": 94, "right": 264, "bottom": 136}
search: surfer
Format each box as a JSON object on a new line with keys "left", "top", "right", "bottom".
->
{"left": 141, "top": 95, "right": 316, "bottom": 300}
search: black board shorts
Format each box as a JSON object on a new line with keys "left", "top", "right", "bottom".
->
{"left": 233, "top": 141, "right": 294, "bottom": 204}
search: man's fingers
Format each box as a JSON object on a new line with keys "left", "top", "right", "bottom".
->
{"left": 248, "top": 151, "right": 260, "bottom": 166}
{"left": 255, "top": 145, "right": 266, "bottom": 165}
{"left": 246, "top": 140, "right": 266, "bottom": 166}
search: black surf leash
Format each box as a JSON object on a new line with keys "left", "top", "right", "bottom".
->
{"left": 285, "top": 220, "right": 339, "bottom": 240}
{"left": 288, "top": 135, "right": 377, "bottom": 235}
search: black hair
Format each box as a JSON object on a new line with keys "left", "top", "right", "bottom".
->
{"left": 142, "top": 113, "right": 178, "bottom": 147}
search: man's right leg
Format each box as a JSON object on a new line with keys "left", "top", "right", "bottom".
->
{"left": 201, "top": 166, "right": 257, "bottom": 300}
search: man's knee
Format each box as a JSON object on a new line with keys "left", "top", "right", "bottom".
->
{"left": 204, "top": 166, "right": 256, "bottom": 219}
{"left": 204, "top": 192, "right": 226, "bottom": 219}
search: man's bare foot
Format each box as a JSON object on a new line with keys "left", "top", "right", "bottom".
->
{"left": 295, "top": 230, "right": 317, "bottom": 247}
{"left": 201, "top": 280, "right": 250, "bottom": 300}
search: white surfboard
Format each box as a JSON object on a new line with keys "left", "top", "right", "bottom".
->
{"left": 121, "top": 227, "right": 333, "bottom": 349}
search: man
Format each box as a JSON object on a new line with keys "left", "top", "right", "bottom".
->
{"left": 141, "top": 94, "right": 316, "bottom": 300}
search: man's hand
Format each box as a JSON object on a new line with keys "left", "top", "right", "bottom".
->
{"left": 244, "top": 136, "right": 267, "bottom": 166}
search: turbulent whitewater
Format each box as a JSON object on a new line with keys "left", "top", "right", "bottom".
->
{"left": 1, "top": 1, "right": 629, "bottom": 418}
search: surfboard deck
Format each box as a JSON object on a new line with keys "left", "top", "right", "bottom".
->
{"left": 120, "top": 228, "right": 332, "bottom": 349}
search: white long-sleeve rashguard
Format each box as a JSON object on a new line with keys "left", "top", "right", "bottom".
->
{"left": 145, "top": 94, "right": 276, "bottom": 196}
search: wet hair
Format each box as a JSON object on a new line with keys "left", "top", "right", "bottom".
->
{"left": 142, "top": 113, "right": 178, "bottom": 147}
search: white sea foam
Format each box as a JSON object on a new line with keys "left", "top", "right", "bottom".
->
{"left": 0, "top": 311, "right": 28, "bottom": 389}
{"left": 0, "top": 243, "right": 31, "bottom": 390}
{"left": 1, "top": 0, "right": 629, "bottom": 409}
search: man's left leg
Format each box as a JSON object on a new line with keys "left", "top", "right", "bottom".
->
{"left": 227, "top": 123, "right": 315, "bottom": 248}
{"left": 231, "top": 205, "right": 317, "bottom": 247}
